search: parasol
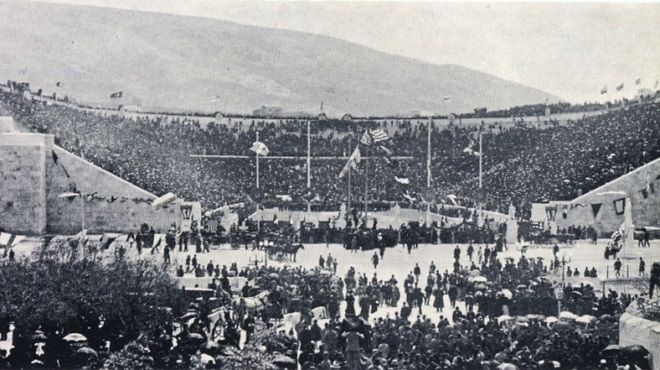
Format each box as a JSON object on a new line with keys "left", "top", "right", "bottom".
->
{"left": 545, "top": 316, "right": 558, "bottom": 324}
{"left": 497, "top": 363, "right": 518, "bottom": 370}
{"left": 76, "top": 347, "right": 98, "bottom": 357}
{"left": 200, "top": 353, "right": 215, "bottom": 365}
{"left": 272, "top": 354, "right": 297, "bottom": 369}
{"left": 602, "top": 344, "right": 621, "bottom": 353}
{"left": 576, "top": 315, "right": 597, "bottom": 324}
{"left": 470, "top": 276, "right": 488, "bottom": 283}
{"left": 559, "top": 311, "right": 578, "bottom": 320}
{"left": 622, "top": 344, "right": 649, "bottom": 357}
{"left": 63, "top": 333, "right": 87, "bottom": 342}
{"left": 501, "top": 289, "right": 513, "bottom": 299}
{"left": 497, "top": 315, "right": 514, "bottom": 324}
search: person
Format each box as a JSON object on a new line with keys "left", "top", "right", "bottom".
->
{"left": 326, "top": 253, "right": 333, "bottom": 270}
{"left": 413, "top": 263, "right": 421, "bottom": 283}
{"left": 192, "top": 254, "right": 198, "bottom": 268}
{"left": 319, "top": 255, "right": 325, "bottom": 269}
{"left": 8, "top": 249, "right": 14, "bottom": 263}
{"left": 241, "top": 313, "right": 255, "bottom": 343}
{"left": 639, "top": 257, "right": 646, "bottom": 276}
{"left": 553, "top": 243, "right": 559, "bottom": 256}
{"left": 378, "top": 233, "right": 385, "bottom": 260}
{"left": 433, "top": 287, "right": 444, "bottom": 312}
{"left": 163, "top": 245, "right": 170, "bottom": 264}
{"left": 176, "top": 265, "right": 184, "bottom": 277}
{"left": 453, "top": 245, "right": 461, "bottom": 261}
{"left": 371, "top": 252, "right": 379, "bottom": 269}
{"left": 484, "top": 245, "right": 491, "bottom": 264}
{"left": 467, "top": 243, "right": 474, "bottom": 262}
{"left": 614, "top": 258, "right": 622, "bottom": 277}
{"left": 429, "top": 261, "right": 436, "bottom": 275}
{"left": 400, "top": 302, "right": 411, "bottom": 320}
{"left": 477, "top": 246, "right": 483, "bottom": 264}
{"left": 342, "top": 329, "right": 364, "bottom": 370}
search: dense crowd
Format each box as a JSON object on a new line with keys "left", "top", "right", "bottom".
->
{"left": 1, "top": 90, "right": 659, "bottom": 218}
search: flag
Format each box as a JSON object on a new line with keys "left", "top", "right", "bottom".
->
{"left": 600, "top": 86, "right": 608, "bottom": 94}
{"left": 338, "top": 147, "right": 361, "bottom": 178}
{"left": 249, "top": 141, "right": 269, "bottom": 156}
{"left": 394, "top": 176, "right": 410, "bottom": 185}
{"left": 635, "top": 78, "right": 641, "bottom": 85}
{"left": 110, "top": 91, "right": 123, "bottom": 98}
{"left": 360, "top": 129, "right": 390, "bottom": 146}
{"left": 443, "top": 96, "right": 452, "bottom": 102}
{"left": 616, "top": 83, "right": 624, "bottom": 91}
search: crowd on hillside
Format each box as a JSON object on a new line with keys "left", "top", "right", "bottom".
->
{"left": 1, "top": 89, "right": 659, "bottom": 218}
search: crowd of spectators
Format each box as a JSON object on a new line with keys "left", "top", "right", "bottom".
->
{"left": 1, "top": 89, "right": 658, "bottom": 219}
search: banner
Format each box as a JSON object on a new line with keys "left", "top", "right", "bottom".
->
{"left": 177, "top": 202, "right": 202, "bottom": 232}
{"left": 613, "top": 198, "right": 625, "bottom": 215}
{"left": 591, "top": 203, "right": 602, "bottom": 218}
{"left": 545, "top": 206, "right": 557, "bottom": 221}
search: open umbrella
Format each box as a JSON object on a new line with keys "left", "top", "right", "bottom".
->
{"left": 622, "top": 344, "right": 649, "bottom": 357}
{"left": 576, "top": 315, "right": 597, "bottom": 324}
{"left": 559, "top": 311, "right": 578, "bottom": 320}
{"left": 272, "top": 354, "right": 297, "bottom": 369}
{"left": 515, "top": 316, "right": 529, "bottom": 323}
{"left": 497, "top": 363, "right": 518, "bottom": 370}
{"left": 188, "top": 333, "right": 205, "bottom": 343}
{"left": 269, "top": 273, "right": 279, "bottom": 279}
{"left": 599, "top": 314, "right": 613, "bottom": 322}
{"left": 32, "top": 332, "right": 48, "bottom": 341}
{"left": 63, "top": 333, "right": 87, "bottom": 342}
{"left": 497, "top": 315, "right": 514, "bottom": 324}
{"left": 516, "top": 284, "right": 527, "bottom": 290}
{"left": 501, "top": 289, "right": 513, "bottom": 299}
{"left": 474, "top": 283, "right": 487, "bottom": 290}
{"left": 200, "top": 353, "right": 215, "bottom": 365}
{"left": 602, "top": 344, "right": 621, "bottom": 354}
{"left": 470, "top": 276, "right": 488, "bottom": 283}
{"left": 545, "top": 316, "right": 558, "bottom": 324}
{"left": 76, "top": 347, "right": 98, "bottom": 357}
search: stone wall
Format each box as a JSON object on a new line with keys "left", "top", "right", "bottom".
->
{"left": 0, "top": 134, "right": 48, "bottom": 234}
{"left": 0, "top": 133, "right": 176, "bottom": 235}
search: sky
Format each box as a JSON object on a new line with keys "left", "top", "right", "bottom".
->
{"left": 35, "top": 0, "right": 660, "bottom": 103}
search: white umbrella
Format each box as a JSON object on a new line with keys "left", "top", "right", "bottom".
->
{"left": 576, "top": 315, "right": 597, "bottom": 324}
{"left": 501, "top": 289, "right": 513, "bottom": 299}
{"left": 545, "top": 316, "right": 558, "bottom": 324}
{"left": 200, "top": 353, "right": 215, "bottom": 365}
{"left": 559, "top": 311, "right": 578, "bottom": 320}
{"left": 63, "top": 333, "right": 87, "bottom": 342}
{"left": 497, "top": 315, "right": 514, "bottom": 324}
{"left": 470, "top": 276, "right": 488, "bottom": 283}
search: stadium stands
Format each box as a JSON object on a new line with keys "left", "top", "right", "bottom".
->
{"left": 1, "top": 89, "right": 659, "bottom": 218}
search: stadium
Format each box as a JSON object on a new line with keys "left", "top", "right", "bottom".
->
{"left": 1, "top": 2, "right": 660, "bottom": 370}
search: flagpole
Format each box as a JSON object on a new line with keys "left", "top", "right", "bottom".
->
{"left": 478, "top": 131, "right": 483, "bottom": 189}
{"left": 255, "top": 130, "right": 260, "bottom": 189}
{"left": 307, "top": 120, "right": 311, "bottom": 188}
{"left": 347, "top": 139, "right": 352, "bottom": 218}
{"left": 427, "top": 118, "right": 432, "bottom": 187}
{"left": 364, "top": 144, "right": 369, "bottom": 226}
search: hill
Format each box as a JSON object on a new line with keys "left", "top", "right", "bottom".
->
{"left": 0, "top": 1, "right": 560, "bottom": 116}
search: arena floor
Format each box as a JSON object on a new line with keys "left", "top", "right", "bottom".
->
{"left": 11, "top": 237, "right": 660, "bottom": 324}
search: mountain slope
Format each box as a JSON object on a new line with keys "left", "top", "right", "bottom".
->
{"left": 0, "top": 2, "right": 560, "bottom": 115}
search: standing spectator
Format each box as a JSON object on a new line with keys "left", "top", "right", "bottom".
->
{"left": 640, "top": 257, "right": 646, "bottom": 276}
{"left": 614, "top": 258, "right": 622, "bottom": 277}
{"left": 371, "top": 252, "right": 379, "bottom": 269}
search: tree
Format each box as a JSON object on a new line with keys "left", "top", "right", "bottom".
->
{"left": 0, "top": 241, "right": 185, "bottom": 368}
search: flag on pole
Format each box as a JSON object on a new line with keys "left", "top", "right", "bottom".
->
{"left": 616, "top": 83, "right": 624, "bottom": 91}
{"left": 635, "top": 78, "right": 641, "bottom": 85}
{"left": 360, "top": 129, "right": 390, "bottom": 146}
{"left": 250, "top": 141, "right": 269, "bottom": 156}
{"left": 110, "top": 91, "right": 123, "bottom": 98}
{"left": 338, "top": 146, "right": 361, "bottom": 178}
{"left": 600, "top": 86, "right": 608, "bottom": 94}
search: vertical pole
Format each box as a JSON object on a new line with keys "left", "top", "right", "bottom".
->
{"left": 364, "top": 145, "right": 369, "bottom": 226}
{"left": 81, "top": 195, "right": 85, "bottom": 232}
{"left": 307, "top": 120, "right": 311, "bottom": 188}
{"left": 347, "top": 140, "right": 352, "bottom": 216}
{"left": 427, "top": 118, "right": 432, "bottom": 188}
{"left": 255, "top": 131, "right": 260, "bottom": 189}
{"left": 479, "top": 132, "right": 483, "bottom": 189}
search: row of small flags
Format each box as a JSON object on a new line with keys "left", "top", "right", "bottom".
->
{"left": 600, "top": 77, "right": 658, "bottom": 94}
